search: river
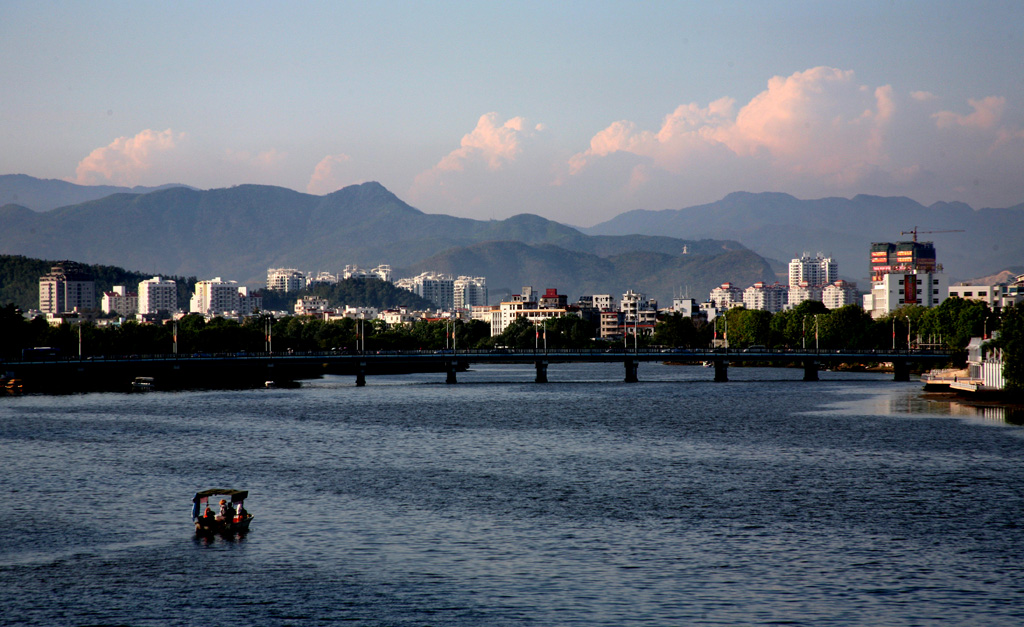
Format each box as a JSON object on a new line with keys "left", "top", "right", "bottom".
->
{"left": 1, "top": 363, "right": 1022, "bottom": 626}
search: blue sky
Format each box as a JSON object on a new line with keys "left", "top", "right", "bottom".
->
{"left": 2, "top": 0, "right": 1023, "bottom": 224}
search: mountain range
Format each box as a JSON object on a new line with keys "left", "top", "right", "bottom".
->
{"left": 0, "top": 176, "right": 772, "bottom": 304}
{"left": 584, "top": 192, "right": 1024, "bottom": 283}
{"left": 3, "top": 174, "right": 1019, "bottom": 306}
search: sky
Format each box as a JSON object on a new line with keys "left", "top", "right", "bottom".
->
{"left": 2, "top": 0, "right": 1023, "bottom": 225}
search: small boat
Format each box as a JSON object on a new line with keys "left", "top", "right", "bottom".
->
{"left": 131, "top": 376, "right": 155, "bottom": 391}
{"left": 192, "top": 489, "right": 253, "bottom": 536}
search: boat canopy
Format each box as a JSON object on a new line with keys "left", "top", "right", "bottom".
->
{"left": 193, "top": 489, "right": 248, "bottom": 503}
{"left": 191, "top": 489, "right": 248, "bottom": 520}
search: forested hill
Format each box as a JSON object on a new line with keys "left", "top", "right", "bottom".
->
{"left": 0, "top": 255, "right": 433, "bottom": 313}
{"left": 0, "top": 255, "right": 197, "bottom": 312}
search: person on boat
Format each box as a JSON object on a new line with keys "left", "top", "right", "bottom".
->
{"left": 203, "top": 506, "right": 215, "bottom": 521}
{"left": 217, "top": 499, "right": 230, "bottom": 521}
{"left": 234, "top": 501, "right": 246, "bottom": 522}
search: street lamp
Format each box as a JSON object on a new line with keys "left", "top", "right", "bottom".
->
{"left": 802, "top": 316, "right": 806, "bottom": 350}
{"left": 815, "top": 314, "right": 820, "bottom": 353}
{"left": 906, "top": 315, "right": 911, "bottom": 351}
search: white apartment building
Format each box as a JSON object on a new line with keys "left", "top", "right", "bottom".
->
{"left": 341, "top": 264, "right": 393, "bottom": 282}
{"left": 39, "top": 262, "right": 95, "bottom": 314}
{"left": 788, "top": 253, "right": 838, "bottom": 288}
{"left": 190, "top": 278, "right": 261, "bottom": 316}
{"left": 489, "top": 297, "right": 579, "bottom": 337}
{"left": 948, "top": 279, "right": 1024, "bottom": 310}
{"left": 743, "top": 282, "right": 788, "bottom": 312}
{"left": 592, "top": 294, "right": 616, "bottom": 311}
{"left": 787, "top": 282, "right": 822, "bottom": 307}
{"left": 822, "top": 280, "right": 859, "bottom": 310}
{"left": 137, "top": 276, "right": 177, "bottom": 315}
{"left": 101, "top": 286, "right": 138, "bottom": 317}
{"left": 267, "top": 268, "right": 306, "bottom": 292}
{"left": 863, "top": 271, "right": 947, "bottom": 318}
{"left": 396, "top": 272, "right": 456, "bottom": 309}
{"left": 294, "top": 296, "right": 330, "bottom": 316}
{"left": 306, "top": 271, "right": 339, "bottom": 288}
{"left": 454, "top": 276, "right": 488, "bottom": 309}
{"left": 709, "top": 282, "right": 743, "bottom": 308}
{"left": 671, "top": 297, "right": 699, "bottom": 317}
{"left": 381, "top": 307, "right": 418, "bottom": 326}
{"left": 621, "top": 290, "right": 658, "bottom": 325}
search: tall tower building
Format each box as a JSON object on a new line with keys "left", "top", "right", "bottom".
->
{"left": 39, "top": 261, "right": 95, "bottom": 314}
{"left": 863, "top": 240, "right": 946, "bottom": 318}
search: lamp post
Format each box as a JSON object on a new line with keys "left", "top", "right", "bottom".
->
{"left": 802, "top": 316, "right": 806, "bottom": 350}
{"left": 892, "top": 317, "right": 895, "bottom": 351}
{"left": 906, "top": 315, "right": 911, "bottom": 351}
{"left": 815, "top": 314, "right": 820, "bottom": 353}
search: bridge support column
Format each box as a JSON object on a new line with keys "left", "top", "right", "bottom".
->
{"left": 893, "top": 360, "right": 910, "bottom": 382}
{"left": 714, "top": 359, "right": 728, "bottom": 382}
{"left": 803, "top": 359, "right": 819, "bottom": 382}
{"left": 356, "top": 362, "right": 366, "bottom": 387}
{"left": 535, "top": 360, "right": 548, "bottom": 383}
{"left": 446, "top": 362, "right": 458, "bottom": 384}
{"left": 624, "top": 359, "right": 638, "bottom": 383}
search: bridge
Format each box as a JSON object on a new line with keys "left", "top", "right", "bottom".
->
{"left": 2, "top": 347, "right": 955, "bottom": 393}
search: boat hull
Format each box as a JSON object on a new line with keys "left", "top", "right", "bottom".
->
{"left": 194, "top": 514, "right": 253, "bottom": 536}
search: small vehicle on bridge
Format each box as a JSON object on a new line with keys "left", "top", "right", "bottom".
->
{"left": 191, "top": 489, "right": 253, "bottom": 536}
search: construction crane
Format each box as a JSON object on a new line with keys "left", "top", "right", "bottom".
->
{"left": 900, "top": 227, "right": 964, "bottom": 242}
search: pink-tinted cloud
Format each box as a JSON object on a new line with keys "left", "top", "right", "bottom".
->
{"left": 570, "top": 67, "right": 906, "bottom": 189}
{"left": 307, "top": 153, "right": 354, "bottom": 194}
{"left": 933, "top": 96, "right": 1005, "bottom": 130}
{"left": 436, "top": 112, "right": 531, "bottom": 172}
{"left": 74, "top": 129, "right": 182, "bottom": 185}
{"left": 409, "top": 113, "right": 551, "bottom": 215}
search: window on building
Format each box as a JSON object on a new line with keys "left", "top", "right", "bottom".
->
{"left": 964, "top": 292, "right": 973, "bottom": 297}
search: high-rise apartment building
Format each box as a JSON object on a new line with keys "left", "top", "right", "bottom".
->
{"left": 454, "top": 276, "right": 488, "bottom": 309}
{"left": 39, "top": 261, "right": 95, "bottom": 314}
{"left": 138, "top": 276, "right": 178, "bottom": 315}
{"left": 266, "top": 268, "right": 306, "bottom": 292}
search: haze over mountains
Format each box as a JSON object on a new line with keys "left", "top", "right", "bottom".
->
{"left": 585, "top": 192, "right": 1024, "bottom": 283}
{"left": 0, "top": 176, "right": 772, "bottom": 304}
{"left": 2, "top": 175, "right": 1020, "bottom": 305}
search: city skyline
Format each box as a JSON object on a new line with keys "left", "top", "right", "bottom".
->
{"left": 3, "top": 1, "right": 1024, "bottom": 226}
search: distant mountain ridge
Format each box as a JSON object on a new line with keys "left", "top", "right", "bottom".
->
{"left": 584, "top": 191, "right": 1024, "bottom": 282}
{"left": 0, "top": 177, "right": 772, "bottom": 304}
{"left": 0, "top": 173, "right": 192, "bottom": 211}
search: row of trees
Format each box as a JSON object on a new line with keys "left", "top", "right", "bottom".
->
{"left": 653, "top": 298, "right": 998, "bottom": 352}
{"left": 2, "top": 296, "right": 1021, "bottom": 390}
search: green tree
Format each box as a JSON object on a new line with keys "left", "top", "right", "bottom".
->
{"left": 995, "top": 304, "right": 1024, "bottom": 392}
{"left": 653, "top": 312, "right": 698, "bottom": 348}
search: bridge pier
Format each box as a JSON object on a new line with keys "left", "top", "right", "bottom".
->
{"left": 624, "top": 359, "right": 638, "bottom": 383}
{"left": 446, "top": 362, "right": 458, "bottom": 384}
{"left": 803, "top": 359, "right": 819, "bottom": 382}
{"left": 356, "top": 362, "right": 366, "bottom": 387}
{"left": 893, "top": 360, "right": 910, "bottom": 382}
{"left": 535, "top": 360, "right": 548, "bottom": 383}
{"left": 714, "top": 359, "right": 728, "bottom": 382}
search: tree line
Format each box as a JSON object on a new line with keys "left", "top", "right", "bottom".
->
{"left": 2, "top": 296, "right": 1021, "bottom": 391}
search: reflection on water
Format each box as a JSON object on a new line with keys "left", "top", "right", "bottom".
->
{"left": 820, "top": 382, "right": 1024, "bottom": 426}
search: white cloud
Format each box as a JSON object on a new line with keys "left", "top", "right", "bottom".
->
{"left": 435, "top": 112, "right": 529, "bottom": 172}
{"left": 408, "top": 68, "right": 1024, "bottom": 224}
{"left": 307, "top": 153, "right": 355, "bottom": 194}
{"left": 932, "top": 96, "right": 1005, "bottom": 130}
{"left": 563, "top": 67, "right": 1024, "bottom": 213}
{"left": 409, "top": 113, "right": 552, "bottom": 216}
{"left": 73, "top": 129, "right": 183, "bottom": 185}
